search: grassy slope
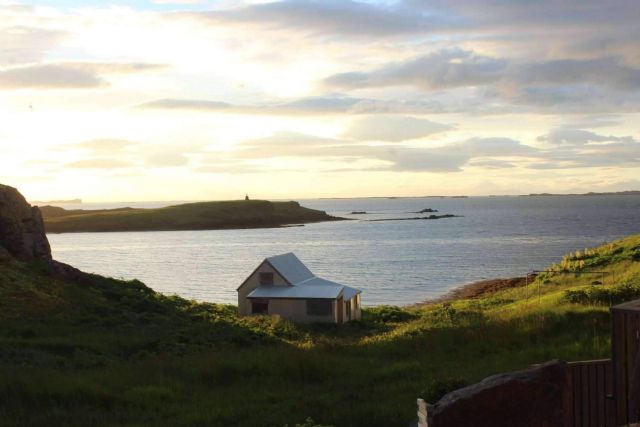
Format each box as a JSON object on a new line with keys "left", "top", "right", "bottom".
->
{"left": 0, "top": 235, "right": 639, "bottom": 426}
{"left": 41, "top": 200, "right": 339, "bottom": 233}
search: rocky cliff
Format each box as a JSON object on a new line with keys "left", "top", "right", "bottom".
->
{"left": 0, "top": 184, "right": 51, "bottom": 260}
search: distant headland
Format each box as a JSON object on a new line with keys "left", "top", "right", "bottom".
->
{"left": 41, "top": 200, "right": 342, "bottom": 233}
{"left": 32, "top": 198, "right": 82, "bottom": 205}
{"left": 526, "top": 191, "right": 640, "bottom": 197}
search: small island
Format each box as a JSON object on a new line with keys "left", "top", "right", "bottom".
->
{"left": 368, "top": 214, "right": 460, "bottom": 222}
{"left": 413, "top": 208, "right": 438, "bottom": 213}
{"left": 41, "top": 200, "right": 342, "bottom": 233}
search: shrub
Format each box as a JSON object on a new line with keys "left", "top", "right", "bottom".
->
{"left": 420, "top": 377, "right": 469, "bottom": 403}
{"left": 563, "top": 282, "right": 640, "bottom": 306}
{"left": 364, "top": 306, "right": 418, "bottom": 323}
{"left": 283, "top": 418, "right": 333, "bottom": 427}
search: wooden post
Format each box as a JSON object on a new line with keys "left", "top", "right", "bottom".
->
{"left": 611, "top": 301, "right": 640, "bottom": 425}
{"left": 417, "top": 399, "right": 428, "bottom": 427}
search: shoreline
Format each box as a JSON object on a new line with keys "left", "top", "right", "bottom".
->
{"left": 409, "top": 275, "right": 531, "bottom": 307}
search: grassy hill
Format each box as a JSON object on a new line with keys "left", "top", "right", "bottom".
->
{"left": 41, "top": 200, "right": 340, "bottom": 233}
{"left": 1, "top": 235, "right": 639, "bottom": 426}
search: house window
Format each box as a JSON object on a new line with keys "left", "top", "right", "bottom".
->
{"left": 251, "top": 300, "right": 269, "bottom": 314}
{"left": 259, "top": 272, "right": 274, "bottom": 285}
{"left": 306, "top": 299, "right": 332, "bottom": 316}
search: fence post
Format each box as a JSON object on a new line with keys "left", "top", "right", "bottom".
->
{"left": 417, "top": 399, "right": 428, "bottom": 427}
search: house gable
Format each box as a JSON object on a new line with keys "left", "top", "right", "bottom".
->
{"left": 237, "top": 259, "right": 291, "bottom": 292}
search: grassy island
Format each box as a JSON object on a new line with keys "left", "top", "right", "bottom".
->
{"left": 40, "top": 200, "right": 341, "bottom": 233}
{"left": 1, "top": 235, "right": 639, "bottom": 426}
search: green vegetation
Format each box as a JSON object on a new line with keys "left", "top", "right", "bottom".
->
{"left": 41, "top": 200, "right": 340, "bottom": 233}
{"left": 1, "top": 235, "right": 639, "bottom": 426}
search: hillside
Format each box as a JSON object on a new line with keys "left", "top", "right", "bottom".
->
{"left": 1, "top": 232, "right": 639, "bottom": 425}
{"left": 3, "top": 184, "right": 640, "bottom": 426}
{"left": 40, "top": 200, "right": 341, "bottom": 233}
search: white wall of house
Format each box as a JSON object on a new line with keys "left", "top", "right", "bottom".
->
{"left": 267, "top": 298, "right": 336, "bottom": 323}
{"left": 237, "top": 261, "right": 288, "bottom": 316}
{"left": 238, "top": 261, "right": 362, "bottom": 323}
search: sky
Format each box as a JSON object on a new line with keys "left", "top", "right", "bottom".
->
{"left": 1, "top": 0, "right": 639, "bottom": 202}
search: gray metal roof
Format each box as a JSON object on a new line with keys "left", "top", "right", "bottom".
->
{"left": 246, "top": 253, "right": 361, "bottom": 300}
{"left": 266, "top": 253, "right": 314, "bottom": 284}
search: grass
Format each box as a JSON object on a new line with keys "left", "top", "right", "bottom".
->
{"left": 41, "top": 200, "right": 340, "bottom": 233}
{"left": 0, "top": 234, "right": 639, "bottom": 426}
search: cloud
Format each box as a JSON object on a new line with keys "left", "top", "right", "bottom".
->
{"left": 220, "top": 130, "right": 640, "bottom": 173}
{"left": 137, "top": 95, "right": 444, "bottom": 115}
{"left": 519, "top": 57, "right": 640, "bottom": 90}
{"left": 0, "top": 26, "right": 66, "bottom": 66}
{"left": 325, "top": 49, "right": 506, "bottom": 91}
{"left": 57, "top": 139, "right": 139, "bottom": 154}
{"left": 325, "top": 49, "right": 640, "bottom": 93}
{"left": 537, "top": 128, "right": 634, "bottom": 145}
{"left": 145, "top": 152, "right": 189, "bottom": 167}
{"left": 223, "top": 132, "right": 537, "bottom": 172}
{"left": 192, "top": 1, "right": 442, "bottom": 38}
{"left": 0, "top": 62, "right": 167, "bottom": 90}
{"left": 153, "top": 0, "right": 202, "bottom": 4}
{"left": 65, "top": 158, "right": 134, "bottom": 169}
{"left": 343, "top": 116, "right": 453, "bottom": 142}
{"left": 532, "top": 128, "right": 640, "bottom": 169}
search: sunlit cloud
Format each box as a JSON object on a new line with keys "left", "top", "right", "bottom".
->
{"left": 0, "top": 0, "right": 639, "bottom": 200}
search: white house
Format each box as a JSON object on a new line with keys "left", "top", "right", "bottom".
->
{"left": 237, "top": 253, "right": 362, "bottom": 323}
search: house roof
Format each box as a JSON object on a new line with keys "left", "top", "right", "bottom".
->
{"left": 266, "top": 253, "right": 314, "bottom": 284}
{"left": 245, "top": 253, "right": 361, "bottom": 300}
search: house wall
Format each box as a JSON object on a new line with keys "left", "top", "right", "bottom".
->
{"left": 339, "top": 295, "right": 362, "bottom": 322}
{"left": 268, "top": 298, "right": 336, "bottom": 323}
{"left": 237, "top": 261, "right": 289, "bottom": 316}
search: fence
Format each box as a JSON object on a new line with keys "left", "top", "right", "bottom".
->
{"left": 565, "top": 359, "right": 615, "bottom": 427}
{"left": 418, "top": 300, "right": 640, "bottom": 427}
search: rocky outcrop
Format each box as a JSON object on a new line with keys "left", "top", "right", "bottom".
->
{"left": 419, "top": 360, "right": 569, "bottom": 427}
{"left": 0, "top": 184, "right": 51, "bottom": 260}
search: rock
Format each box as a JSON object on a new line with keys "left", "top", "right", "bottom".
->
{"left": 350, "top": 211, "right": 367, "bottom": 214}
{"left": 0, "top": 184, "right": 51, "bottom": 260}
{"left": 422, "top": 360, "right": 568, "bottom": 427}
{"left": 415, "top": 208, "right": 438, "bottom": 213}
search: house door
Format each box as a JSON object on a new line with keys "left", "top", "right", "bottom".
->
{"left": 336, "top": 297, "right": 343, "bottom": 324}
{"left": 345, "top": 300, "right": 351, "bottom": 321}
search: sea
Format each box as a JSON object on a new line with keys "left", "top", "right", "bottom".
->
{"left": 47, "top": 195, "right": 640, "bottom": 306}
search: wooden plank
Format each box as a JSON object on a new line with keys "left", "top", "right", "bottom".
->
{"left": 613, "top": 310, "right": 628, "bottom": 425}
{"left": 574, "top": 363, "right": 582, "bottom": 426}
{"left": 592, "top": 362, "right": 600, "bottom": 427}
{"left": 582, "top": 363, "right": 590, "bottom": 426}
{"left": 626, "top": 313, "right": 637, "bottom": 423}
{"left": 596, "top": 361, "right": 605, "bottom": 426}
{"left": 605, "top": 360, "right": 616, "bottom": 427}
{"left": 564, "top": 366, "right": 575, "bottom": 427}
{"left": 629, "top": 314, "right": 640, "bottom": 423}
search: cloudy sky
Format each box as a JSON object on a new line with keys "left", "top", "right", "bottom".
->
{"left": 1, "top": 0, "right": 639, "bottom": 202}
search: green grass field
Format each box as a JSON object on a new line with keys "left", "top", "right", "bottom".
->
{"left": 1, "top": 235, "right": 639, "bottom": 426}
{"left": 41, "top": 200, "right": 340, "bottom": 233}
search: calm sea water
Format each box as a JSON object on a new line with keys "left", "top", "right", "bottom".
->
{"left": 47, "top": 196, "right": 640, "bottom": 306}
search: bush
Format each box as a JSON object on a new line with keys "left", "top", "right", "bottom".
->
{"left": 420, "top": 377, "right": 469, "bottom": 403}
{"left": 563, "top": 282, "right": 640, "bottom": 306}
{"left": 364, "top": 306, "right": 418, "bottom": 323}
{"left": 284, "top": 418, "right": 333, "bottom": 427}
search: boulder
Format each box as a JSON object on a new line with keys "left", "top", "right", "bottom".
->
{"left": 421, "top": 360, "right": 569, "bottom": 427}
{"left": 0, "top": 184, "right": 51, "bottom": 260}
